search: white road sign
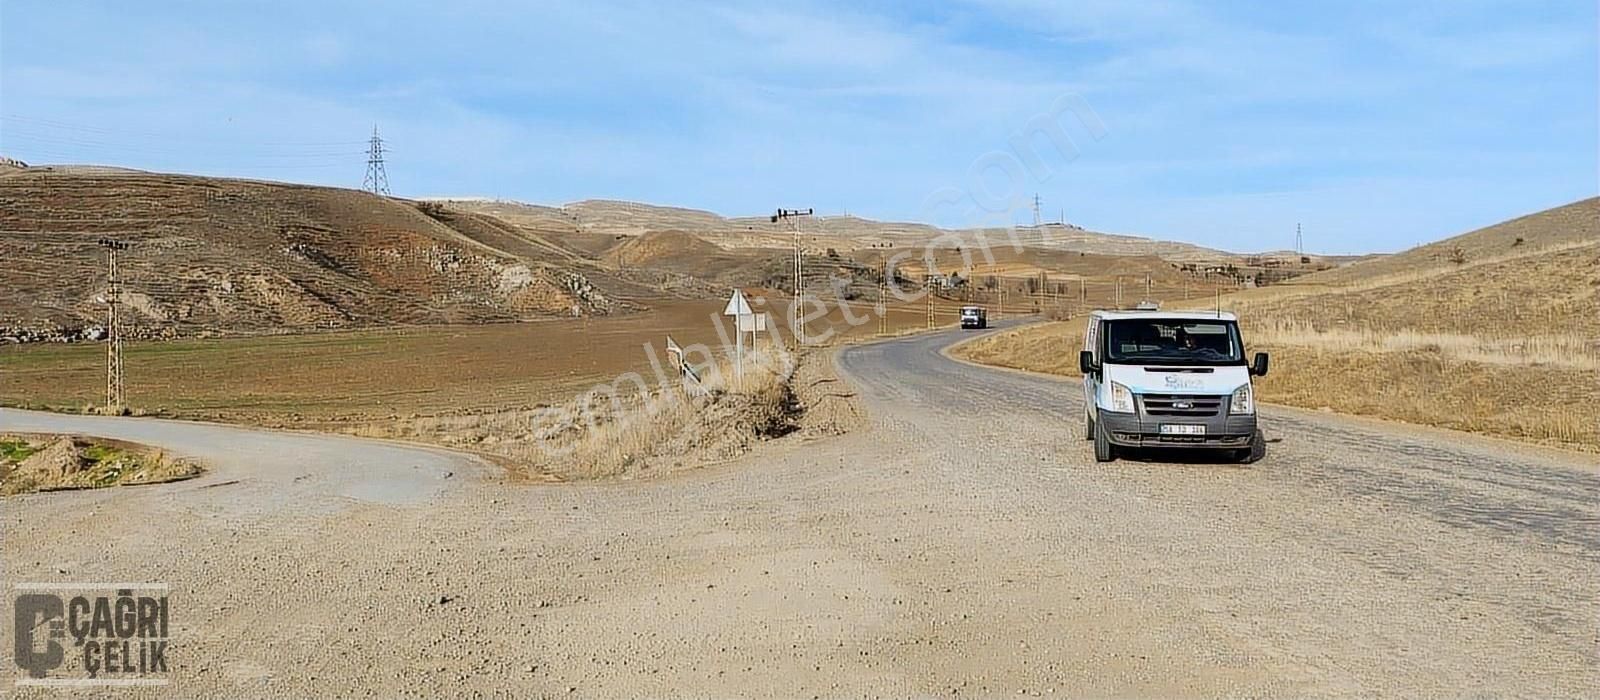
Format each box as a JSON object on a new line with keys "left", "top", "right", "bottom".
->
{"left": 723, "top": 289, "right": 753, "bottom": 316}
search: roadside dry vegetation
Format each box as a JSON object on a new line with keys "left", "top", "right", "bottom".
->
{"left": 953, "top": 198, "right": 1600, "bottom": 452}
{"left": 348, "top": 349, "right": 859, "bottom": 480}
{"left": 1, "top": 433, "right": 202, "bottom": 495}
{"left": 956, "top": 314, "right": 1597, "bottom": 452}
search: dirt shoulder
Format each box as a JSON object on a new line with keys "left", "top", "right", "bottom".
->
{"left": 3, "top": 329, "right": 1595, "bottom": 695}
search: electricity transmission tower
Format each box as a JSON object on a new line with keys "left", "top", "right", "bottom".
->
{"left": 772, "top": 208, "right": 813, "bottom": 339}
{"left": 99, "top": 238, "right": 130, "bottom": 411}
{"left": 1032, "top": 193, "right": 1042, "bottom": 227}
{"left": 363, "top": 125, "right": 390, "bottom": 195}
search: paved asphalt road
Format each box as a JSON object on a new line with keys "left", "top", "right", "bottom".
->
{"left": 3, "top": 325, "right": 1596, "bottom": 696}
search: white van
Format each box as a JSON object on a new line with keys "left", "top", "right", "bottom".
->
{"left": 959, "top": 306, "right": 988, "bottom": 329}
{"left": 1079, "top": 309, "right": 1269, "bottom": 463}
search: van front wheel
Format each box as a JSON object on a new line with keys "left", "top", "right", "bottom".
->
{"left": 1093, "top": 419, "right": 1116, "bottom": 462}
{"left": 1235, "top": 429, "right": 1266, "bottom": 464}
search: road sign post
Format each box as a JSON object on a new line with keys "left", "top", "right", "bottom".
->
{"left": 723, "top": 289, "right": 755, "bottom": 389}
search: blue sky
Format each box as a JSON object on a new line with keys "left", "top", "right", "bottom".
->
{"left": 1, "top": 1, "right": 1594, "bottom": 253}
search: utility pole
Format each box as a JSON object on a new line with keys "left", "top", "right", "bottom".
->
{"left": 878, "top": 280, "right": 887, "bottom": 336}
{"left": 1031, "top": 193, "right": 1042, "bottom": 227}
{"left": 996, "top": 283, "right": 1005, "bottom": 320}
{"left": 363, "top": 125, "right": 390, "bottom": 195}
{"left": 772, "top": 208, "right": 813, "bottom": 340}
{"left": 926, "top": 286, "right": 935, "bottom": 329}
{"left": 1114, "top": 276, "right": 1122, "bottom": 309}
{"left": 1295, "top": 223, "right": 1303, "bottom": 257}
{"left": 99, "top": 238, "right": 130, "bottom": 412}
{"left": 1145, "top": 274, "right": 1152, "bottom": 302}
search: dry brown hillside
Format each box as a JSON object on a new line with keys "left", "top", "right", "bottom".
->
{"left": 0, "top": 167, "right": 640, "bottom": 342}
{"left": 1217, "top": 199, "right": 1599, "bottom": 450}
{"left": 0, "top": 160, "right": 1333, "bottom": 344}
{"left": 1302, "top": 197, "right": 1598, "bottom": 285}
{"left": 461, "top": 198, "right": 1242, "bottom": 261}
{"left": 602, "top": 229, "right": 727, "bottom": 267}
{"left": 1225, "top": 196, "right": 1599, "bottom": 335}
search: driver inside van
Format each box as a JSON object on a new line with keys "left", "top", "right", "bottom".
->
{"left": 1176, "top": 328, "right": 1197, "bottom": 350}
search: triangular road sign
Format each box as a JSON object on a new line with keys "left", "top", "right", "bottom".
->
{"left": 722, "top": 289, "right": 753, "bottom": 316}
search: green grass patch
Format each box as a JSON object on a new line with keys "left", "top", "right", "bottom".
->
{"left": 0, "top": 439, "right": 41, "bottom": 464}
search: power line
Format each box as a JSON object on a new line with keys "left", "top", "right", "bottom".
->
{"left": 772, "top": 207, "right": 812, "bottom": 341}
{"left": 0, "top": 115, "right": 369, "bottom": 147}
{"left": 0, "top": 144, "right": 358, "bottom": 169}
{"left": 1, "top": 130, "right": 367, "bottom": 157}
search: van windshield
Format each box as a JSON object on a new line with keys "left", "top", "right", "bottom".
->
{"left": 1103, "top": 318, "right": 1244, "bottom": 365}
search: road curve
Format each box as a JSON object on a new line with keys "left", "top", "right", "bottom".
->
{"left": 1, "top": 408, "right": 482, "bottom": 512}
{"left": 3, "top": 328, "right": 1596, "bottom": 697}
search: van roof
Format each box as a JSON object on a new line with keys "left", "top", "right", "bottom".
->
{"left": 1089, "top": 309, "right": 1238, "bottom": 322}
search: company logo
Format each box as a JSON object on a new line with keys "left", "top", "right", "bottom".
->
{"left": 1162, "top": 375, "right": 1204, "bottom": 390}
{"left": 1173, "top": 400, "right": 1194, "bottom": 409}
{"left": 12, "top": 584, "right": 170, "bottom": 687}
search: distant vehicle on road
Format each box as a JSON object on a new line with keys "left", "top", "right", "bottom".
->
{"left": 1078, "top": 307, "right": 1269, "bottom": 463}
{"left": 959, "top": 306, "right": 988, "bottom": 329}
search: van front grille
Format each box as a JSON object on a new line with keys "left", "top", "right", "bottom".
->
{"left": 1140, "top": 394, "right": 1224, "bottom": 417}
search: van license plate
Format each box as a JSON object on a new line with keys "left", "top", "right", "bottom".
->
{"left": 1160, "top": 424, "right": 1205, "bottom": 435}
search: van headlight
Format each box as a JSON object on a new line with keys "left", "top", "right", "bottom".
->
{"left": 1230, "top": 385, "right": 1254, "bottom": 415}
{"left": 1107, "top": 382, "right": 1135, "bottom": 413}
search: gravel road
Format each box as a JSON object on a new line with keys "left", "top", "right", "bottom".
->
{"left": 4, "top": 326, "right": 1596, "bottom": 697}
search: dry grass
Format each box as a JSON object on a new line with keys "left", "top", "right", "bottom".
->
{"left": 350, "top": 351, "right": 804, "bottom": 480}
{"left": 1067, "top": 200, "right": 1600, "bottom": 451}
{"left": 1219, "top": 242, "right": 1600, "bottom": 339}
{"left": 954, "top": 321, "right": 1084, "bottom": 377}
{"left": 952, "top": 316, "right": 1598, "bottom": 452}
{"left": 1250, "top": 344, "right": 1597, "bottom": 448}
{"left": 1247, "top": 319, "right": 1600, "bottom": 371}
{"left": 1248, "top": 239, "right": 1599, "bottom": 302}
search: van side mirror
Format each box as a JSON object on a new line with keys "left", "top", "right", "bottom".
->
{"left": 1079, "top": 350, "right": 1098, "bottom": 375}
{"left": 1251, "top": 352, "right": 1270, "bottom": 377}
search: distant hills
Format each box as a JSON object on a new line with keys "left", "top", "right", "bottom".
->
{"left": 442, "top": 197, "right": 1246, "bottom": 262}
{"left": 0, "top": 159, "right": 1376, "bottom": 342}
{"left": 0, "top": 166, "right": 664, "bottom": 342}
